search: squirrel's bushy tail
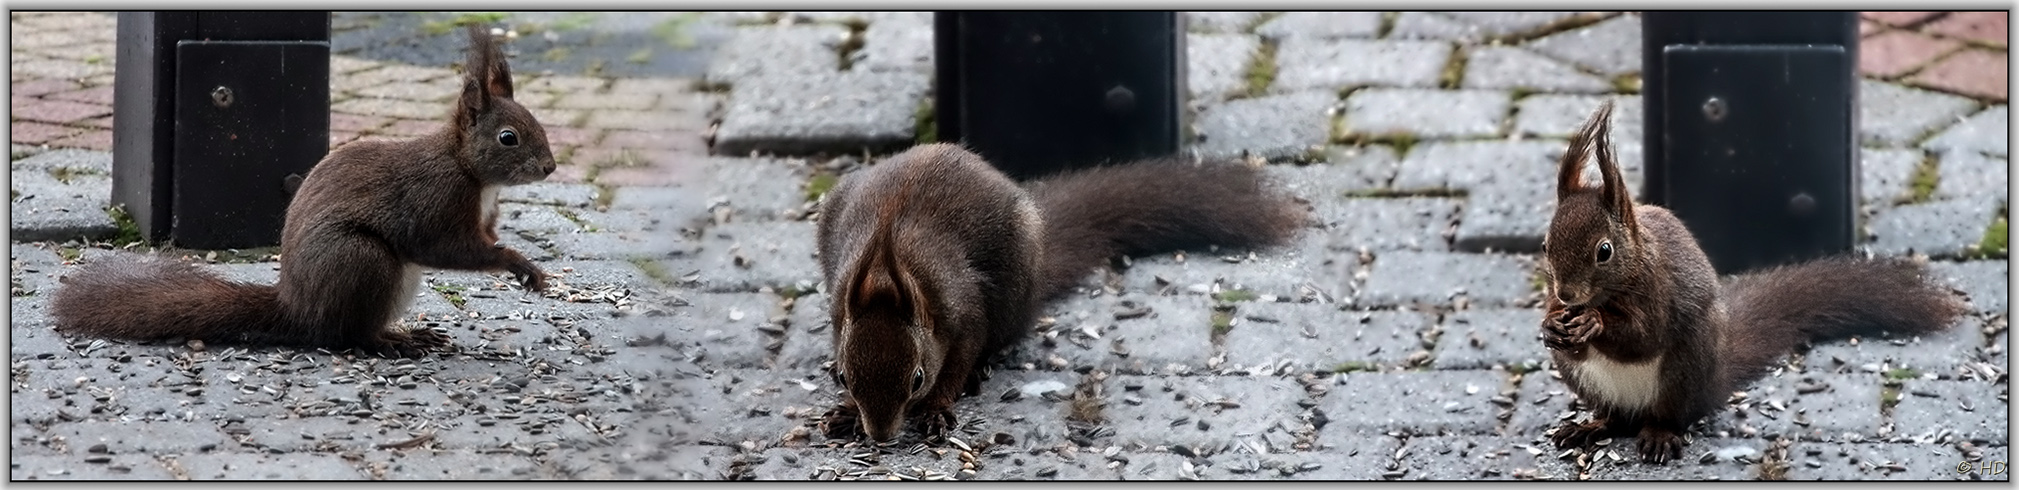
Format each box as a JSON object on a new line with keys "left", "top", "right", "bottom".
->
{"left": 1025, "top": 158, "right": 1308, "bottom": 300}
{"left": 51, "top": 255, "right": 290, "bottom": 344}
{"left": 1718, "top": 255, "right": 1967, "bottom": 390}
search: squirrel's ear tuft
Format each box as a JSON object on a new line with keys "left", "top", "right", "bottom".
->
{"left": 458, "top": 25, "right": 497, "bottom": 121}
{"left": 1558, "top": 100, "right": 1614, "bottom": 200}
{"left": 1588, "top": 101, "right": 1639, "bottom": 231}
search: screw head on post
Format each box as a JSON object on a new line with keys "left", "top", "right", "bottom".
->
{"left": 211, "top": 86, "right": 235, "bottom": 108}
{"left": 1701, "top": 96, "right": 1726, "bottom": 122}
{"left": 1104, "top": 85, "right": 1135, "bottom": 116}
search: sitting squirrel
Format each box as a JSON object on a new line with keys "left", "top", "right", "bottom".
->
{"left": 50, "top": 25, "right": 555, "bottom": 357}
{"left": 815, "top": 143, "right": 1308, "bottom": 442}
{"left": 1538, "top": 100, "right": 1966, "bottom": 463}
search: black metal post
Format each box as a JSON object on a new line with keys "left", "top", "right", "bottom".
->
{"left": 933, "top": 11, "right": 1186, "bottom": 180}
{"left": 113, "top": 12, "right": 330, "bottom": 250}
{"left": 1642, "top": 12, "right": 1859, "bottom": 275}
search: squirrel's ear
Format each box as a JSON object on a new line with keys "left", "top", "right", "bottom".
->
{"left": 458, "top": 25, "right": 496, "bottom": 120}
{"left": 1589, "top": 101, "right": 1639, "bottom": 231}
{"left": 482, "top": 33, "right": 514, "bottom": 100}
{"left": 846, "top": 253, "right": 913, "bottom": 325}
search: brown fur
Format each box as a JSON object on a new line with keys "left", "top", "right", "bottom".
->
{"left": 49, "top": 25, "right": 555, "bottom": 358}
{"left": 816, "top": 144, "right": 1306, "bottom": 442}
{"left": 1539, "top": 100, "right": 1965, "bottom": 463}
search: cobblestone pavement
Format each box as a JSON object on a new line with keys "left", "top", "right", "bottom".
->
{"left": 9, "top": 11, "right": 2010, "bottom": 480}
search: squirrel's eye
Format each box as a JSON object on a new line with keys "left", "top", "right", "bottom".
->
{"left": 1596, "top": 240, "right": 1614, "bottom": 263}
{"left": 497, "top": 128, "right": 519, "bottom": 147}
{"left": 911, "top": 368, "right": 925, "bottom": 394}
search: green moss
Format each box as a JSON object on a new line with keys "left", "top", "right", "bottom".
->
{"left": 653, "top": 13, "right": 703, "bottom": 50}
{"left": 550, "top": 12, "right": 597, "bottom": 32}
{"left": 432, "top": 284, "right": 468, "bottom": 309}
{"left": 57, "top": 247, "right": 81, "bottom": 263}
{"left": 1883, "top": 368, "right": 1919, "bottom": 380}
{"left": 805, "top": 174, "right": 840, "bottom": 203}
{"left": 1904, "top": 153, "right": 1940, "bottom": 204}
{"left": 1438, "top": 46, "right": 1467, "bottom": 90}
{"left": 1610, "top": 73, "right": 1642, "bottom": 94}
{"left": 1211, "top": 310, "right": 1235, "bottom": 336}
{"left": 630, "top": 257, "right": 673, "bottom": 286}
{"left": 423, "top": 12, "right": 509, "bottom": 35}
{"left": 913, "top": 98, "right": 937, "bottom": 145}
{"left": 1241, "top": 40, "right": 1279, "bottom": 99}
{"left": 626, "top": 47, "right": 654, "bottom": 65}
{"left": 1331, "top": 361, "right": 1376, "bottom": 374}
{"left": 1213, "top": 289, "right": 1259, "bottom": 303}
{"left": 1970, "top": 213, "right": 2008, "bottom": 260}
{"left": 105, "top": 204, "right": 144, "bottom": 247}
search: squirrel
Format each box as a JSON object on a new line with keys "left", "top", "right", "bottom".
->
{"left": 1538, "top": 100, "right": 1967, "bottom": 463}
{"left": 49, "top": 25, "right": 555, "bottom": 358}
{"left": 814, "top": 143, "right": 1308, "bottom": 442}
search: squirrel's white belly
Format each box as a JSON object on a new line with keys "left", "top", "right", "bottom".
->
{"left": 1572, "top": 353, "right": 1662, "bottom": 413}
{"left": 390, "top": 264, "right": 423, "bottom": 325}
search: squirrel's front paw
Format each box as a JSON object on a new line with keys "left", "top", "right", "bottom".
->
{"left": 820, "top": 404, "right": 864, "bottom": 440}
{"left": 1542, "top": 309, "right": 1602, "bottom": 351}
{"left": 914, "top": 406, "right": 958, "bottom": 442}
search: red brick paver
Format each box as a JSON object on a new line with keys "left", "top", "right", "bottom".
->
{"left": 1907, "top": 48, "right": 2009, "bottom": 101}
{"left": 1926, "top": 11, "right": 2008, "bottom": 47}
{"left": 1863, "top": 11, "right": 1944, "bottom": 28}
{"left": 11, "top": 78, "right": 80, "bottom": 97}
{"left": 11, "top": 97, "right": 111, "bottom": 125}
{"left": 10, "top": 120, "right": 82, "bottom": 145}
{"left": 1860, "top": 30, "right": 1962, "bottom": 78}
{"left": 46, "top": 129, "right": 111, "bottom": 151}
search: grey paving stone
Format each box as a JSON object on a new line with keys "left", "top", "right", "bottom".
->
{"left": 571, "top": 207, "right": 669, "bottom": 234}
{"left": 746, "top": 447, "right": 849, "bottom": 480}
{"left": 1454, "top": 181, "right": 1554, "bottom": 254}
{"left": 37, "top": 420, "right": 238, "bottom": 456}
{"left": 497, "top": 203, "right": 583, "bottom": 235}
{"left": 1859, "top": 80, "right": 1980, "bottom": 147}
{"left": 10, "top": 242, "right": 66, "bottom": 296}
{"left": 687, "top": 220, "right": 821, "bottom": 293}
{"left": 1732, "top": 373, "right": 1882, "bottom": 443}
{"left": 1819, "top": 315, "right": 1990, "bottom": 376}
{"left": 1017, "top": 291, "right": 1122, "bottom": 370}
{"left": 775, "top": 293, "right": 832, "bottom": 371}
{"left": 545, "top": 230, "right": 695, "bottom": 261}
{"left": 1114, "top": 242, "right": 1329, "bottom": 303}
{"left": 499, "top": 232, "right": 556, "bottom": 262}
{"left": 1103, "top": 374, "right": 1308, "bottom": 455}
{"left": 1433, "top": 308, "right": 1548, "bottom": 371}
{"left": 1927, "top": 259, "right": 2007, "bottom": 315}
{"left": 1525, "top": 14, "right": 1642, "bottom": 77}
{"left": 1510, "top": 93, "right": 1644, "bottom": 143}
{"left": 1391, "top": 140, "right": 1563, "bottom": 192}
{"left": 1860, "top": 148, "right": 1924, "bottom": 205}
{"left": 1309, "top": 197, "right": 1459, "bottom": 252}
{"left": 1444, "top": 12, "right": 1585, "bottom": 38}
{"left": 1212, "top": 438, "right": 1401, "bottom": 479}
{"left": 855, "top": 15, "right": 932, "bottom": 73}
{"left": 1187, "top": 33, "right": 1260, "bottom": 101}
{"left": 1341, "top": 88, "right": 1510, "bottom": 139}
{"left": 1509, "top": 373, "right": 1578, "bottom": 439}
{"left": 1934, "top": 151, "right": 2007, "bottom": 202}
{"left": 1273, "top": 39, "right": 1452, "bottom": 92}
{"left": 231, "top": 416, "right": 383, "bottom": 453}
{"left": 701, "top": 157, "right": 812, "bottom": 223}
{"left": 175, "top": 452, "right": 367, "bottom": 480}
{"left": 713, "top": 71, "right": 929, "bottom": 156}
{"left": 1269, "top": 145, "right": 1400, "bottom": 197}
{"left": 1461, "top": 46, "right": 1613, "bottom": 93}
{"left": 11, "top": 297, "right": 69, "bottom": 359}
{"left": 1185, "top": 11, "right": 1267, "bottom": 34}
{"left": 549, "top": 444, "right": 732, "bottom": 480}
{"left": 1191, "top": 90, "right": 1335, "bottom": 161}
{"left": 1786, "top": 442, "right": 1988, "bottom": 480}
{"left": 1866, "top": 198, "right": 2001, "bottom": 258}
{"left": 9, "top": 454, "right": 177, "bottom": 480}
{"left": 500, "top": 182, "right": 601, "bottom": 208}
{"left": 1393, "top": 435, "right": 1579, "bottom": 480}
{"left": 1255, "top": 12, "right": 1382, "bottom": 40}
{"left": 663, "top": 292, "right": 784, "bottom": 368}
{"left": 1358, "top": 251, "right": 1535, "bottom": 308}
{"left": 1892, "top": 379, "right": 2007, "bottom": 444}
{"left": 10, "top": 166, "right": 115, "bottom": 243}
{"left": 1322, "top": 370, "right": 1505, "bottom": 437}
{"left": 366, "top": 449, "right": 549, "bottom": 480}
{"left": 1580, "top": 437, "right": 1767, "bottom": 479}
{"left": 1103, "top": 295, "right": 1215, "bottom": 373}
{"left": 1388, "top": 12, "right": 1492, "bottom": 42}
{"left": 703, "top": 25, "right": 847, "bottom": 85}
{"left": 1922, "top": 105, "right": 2009, "bottom": 157}
{"left": 1225, "top": 305, "right": 1433, "bottom": 372}
{"left": 10, "top": 148, "right": 112, "bottom": 172}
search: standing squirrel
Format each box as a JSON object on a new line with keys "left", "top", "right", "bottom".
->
{"left": 815, "top": 144, "right": 1307, "bottom": 442}
{"left": 50, "top": 25, "right": 554, "bottom": 358}
{"left": 1538, "top": 100, "right": 1967, "bottom": 463}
